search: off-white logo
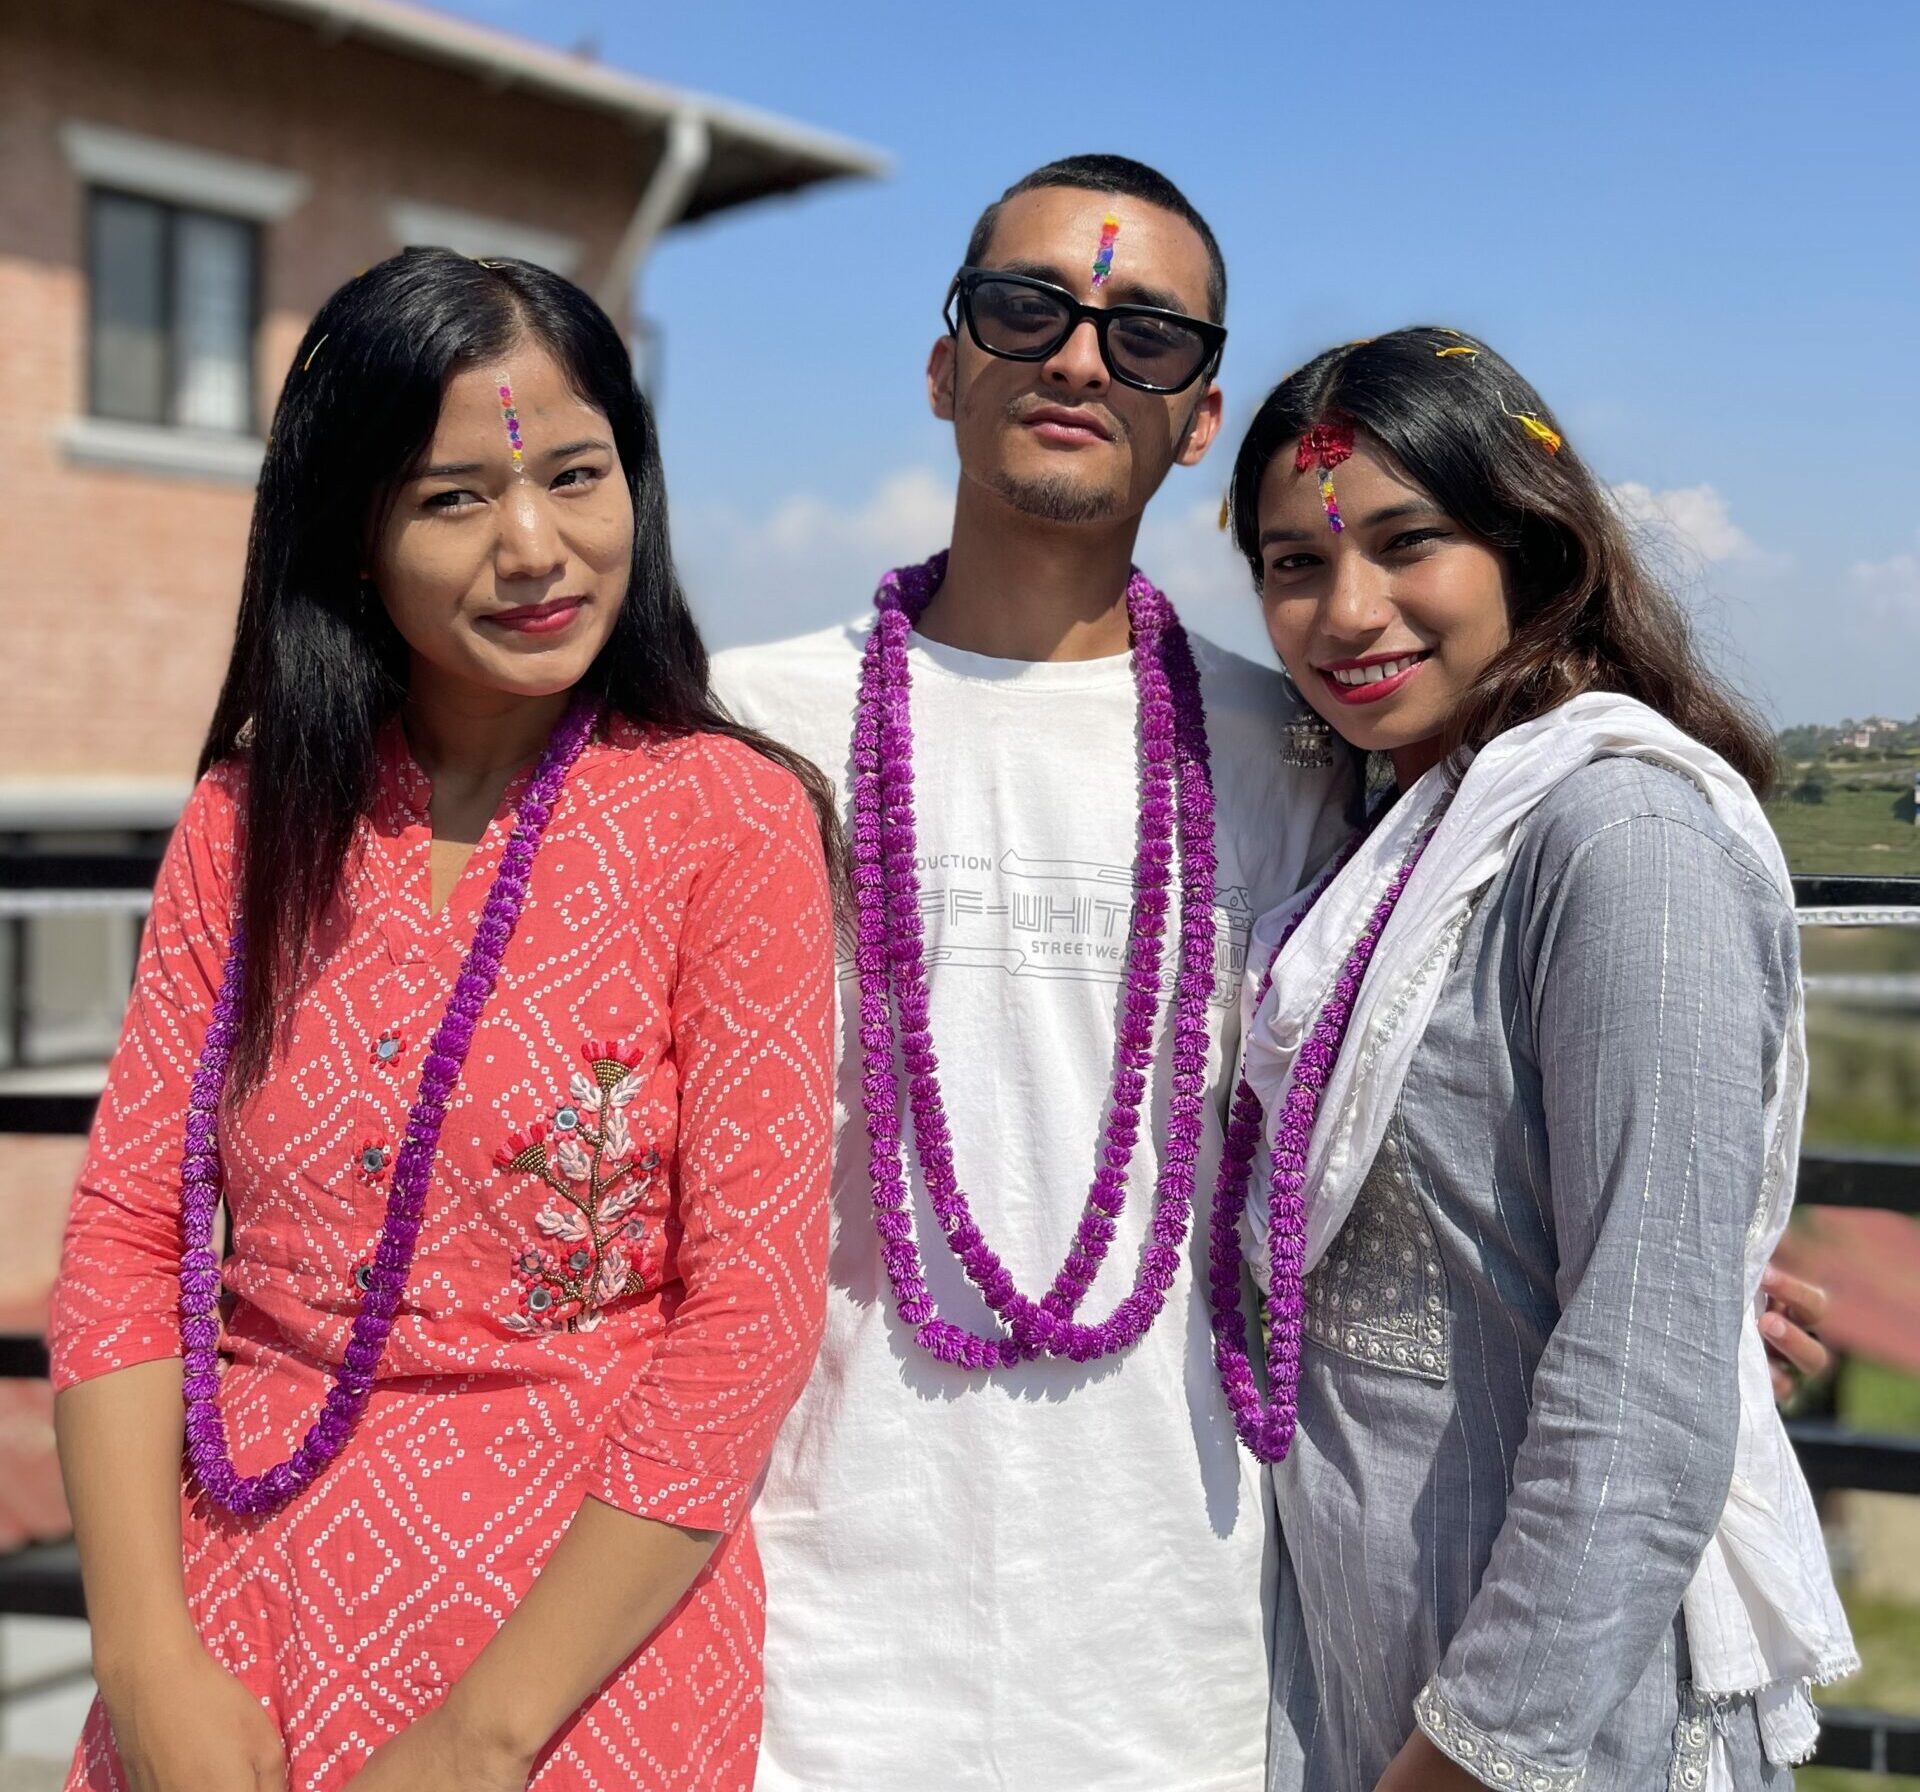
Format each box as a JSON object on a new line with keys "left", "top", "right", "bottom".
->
{"left": 846, "top": 845, "right": 1254, "bottom": 1007}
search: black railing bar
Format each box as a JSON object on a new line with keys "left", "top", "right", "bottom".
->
{"left": 0, "top": 860, "right": 1914, "bottom": 908}
{"left": 0, "top": 1334, "right": 51, "bottom": 1378}
{"left": 0, "top": 1094, "right": 102, "bottom": 1137}
{"left": 1811, "top": 1705, "right": 1920, "bottom": 1775}
{"left": 0, "top": 1540, "right": 87, "bottom": 1621}
{"left": 1795, "top": 1149, "right": 1920, "bottom": 1214}
{"left": 1786, "top": 1420, "right": 1920, "bottom": 1496}
{"left": 0, "top": 853, "right": 162, "bottom": 892}
{"left": 1793, "top": 875, "right": 1920, "bottom": 909}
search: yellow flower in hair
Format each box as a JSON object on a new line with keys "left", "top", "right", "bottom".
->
{"left": 1511, "top": 412, "right": 1563, "bottom": 454}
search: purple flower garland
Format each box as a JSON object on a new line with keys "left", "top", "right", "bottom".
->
{"left": 179, "top": 694, "right": 600, "bottom": 1517}
{"left": 851, "top": 553, "right": 1218, "bottom": 1369}
{"left": 1206, "top": 818, "right": 1437, "bottom": 1463}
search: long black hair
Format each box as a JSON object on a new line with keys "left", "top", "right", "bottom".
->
{"left": 201, "top": 248, "right": 842, "bottom": 1088}
{"left": 1226, "top": 326, "right": 1775, "bottom": 793}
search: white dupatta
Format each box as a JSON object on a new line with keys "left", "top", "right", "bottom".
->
{"left": 1242, "top": 693, "right": 1857, "bottom": 1781}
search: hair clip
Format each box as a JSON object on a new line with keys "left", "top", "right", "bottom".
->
{"left": 497, "top": 381, "right": 525, "bottom": 472}
{"left": 1218, "top": 494, "right": 1231, "bottom": 532}
{"left": 1435, "top": 344, "right": 1479, "bottom": 359}
{"left": 1091, "top": 214, "right": 1120, "bottom": 287}
{"left": 302, "top": 333, "right": 329, "bottom": 372}
{"left": 1295, "top": 417, "right": 1356, "bottom": 534}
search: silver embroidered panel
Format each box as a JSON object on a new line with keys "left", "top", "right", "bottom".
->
{"left": 1304, "top": 1118, "right": 1450, "bottom": 1382}
{"left": 1666, "top": 1690, "right": 1710, "bottom": 1792}
{"left": 1415, "top": 1683, "right": 1584, "bottom": 1792}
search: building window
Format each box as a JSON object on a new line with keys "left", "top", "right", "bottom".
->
{"left": 87, "top": 191, "right": 257, "bottom": 435}
{"left": 0, "top": 832, "right": 155, "bottom": 1075}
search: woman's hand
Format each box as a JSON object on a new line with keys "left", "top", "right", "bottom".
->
{"left": 98, "top": 1631, "right": 284, "bottom": 1792}
{"left": 1373, "top": 1728, "right": 1487, "bottom": 1792}
{"left": 1761, "top": 1263, "right": 1832, "bottom": 1400}
{"left": 341, "top": 1703, "right": 531, "bottom": 1792}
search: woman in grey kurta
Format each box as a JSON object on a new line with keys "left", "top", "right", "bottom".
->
{"left": 1266, "top": 756, "right": 1792, "bottom": 1789}
{"left": 1221, "top": 327, "right": 1854, "bottom": 1792}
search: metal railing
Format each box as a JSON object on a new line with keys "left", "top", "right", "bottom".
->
{"left": 1, "top": 852, "right": 1917, "bottom": 1768}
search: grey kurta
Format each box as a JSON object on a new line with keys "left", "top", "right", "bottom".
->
{"left": 1267, "top": 758, "right": 1797, "bottom": 1792}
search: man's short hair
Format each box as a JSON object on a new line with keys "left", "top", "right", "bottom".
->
{"left": 963, "top": 153, "right": 1227, "bottom": 324}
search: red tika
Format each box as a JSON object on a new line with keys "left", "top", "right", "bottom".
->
{"left": 49, "top": 719, "right": 835, "bottom": 1790}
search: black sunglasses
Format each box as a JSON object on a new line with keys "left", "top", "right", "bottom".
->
{"left": 944, "top": 268, "right": 1226, "bottom": 395}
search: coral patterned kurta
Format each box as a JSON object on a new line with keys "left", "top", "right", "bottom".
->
{"left": 49, "top": 718, "right": 834, "bottom": 1791}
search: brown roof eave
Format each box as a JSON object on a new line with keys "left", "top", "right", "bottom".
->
{"left": 228, "top": 0, "right": 889, "bottom": 213}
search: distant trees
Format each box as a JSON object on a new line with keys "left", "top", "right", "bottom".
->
{"left": 1778, "top": 724, "right": 1829, "bottom": 762}
{"left": 1776, "top": 716, "right": 1920, "bottom": 763}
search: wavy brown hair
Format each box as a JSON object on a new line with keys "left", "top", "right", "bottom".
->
{"left": 1226, "top": 326, "right": 1776, "bottom": 794}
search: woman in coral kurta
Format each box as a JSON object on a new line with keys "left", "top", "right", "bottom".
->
{"left": 50, "top": 250, "right": 835, "bottom": 1792}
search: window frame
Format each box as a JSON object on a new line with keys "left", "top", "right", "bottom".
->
{"left": 84, "top": 186, "right": 262, "bottom": 437}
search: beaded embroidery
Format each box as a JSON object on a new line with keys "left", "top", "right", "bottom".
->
{"left": 1414, "top": 1683, "right": 1582, "bottom": 1792}
{"left": 1668, "top": 1689, "right": 1712, "bottom": 1792}
{"left": 1303, "top": 1116, "right": 1449, "bottom": 1382}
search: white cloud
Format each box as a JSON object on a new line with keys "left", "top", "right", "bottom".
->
{"left": 675, "top": 468, "right": 954, "bottom": 649}
{"left": 752, "top": 467, "right": 954, "bottom": 566}
{"left": 1134, "top": 493, "right": 1274, "bottom": 663}
{"left": 676, "top": 467, "right": 1281, "bottom": 661}
{"left": 1610, "top": 481, "right": 1761, "bottom": 567}
{"left": 1849, "top": 536, "right": 1920, "bottom": 626}
{"left": 675, "top": 463, "right": 1920, "bottom": 724}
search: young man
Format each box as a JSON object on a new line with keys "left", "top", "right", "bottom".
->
{"left": 712, "top": 156, "right": 1831, "bottom": 1790}
{"left": 712, "top": 154, "right": 1344, "bottom": 1792}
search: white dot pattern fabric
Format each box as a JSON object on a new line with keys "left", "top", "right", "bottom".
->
{"left": 50, "top": 718, "right": 835, "bottom": 1789}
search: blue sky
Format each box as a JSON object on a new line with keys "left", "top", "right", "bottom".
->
{"left": 444, "top": 0, "right": 1918, "bottom": 724}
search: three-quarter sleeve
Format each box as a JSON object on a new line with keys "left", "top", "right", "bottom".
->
{"left": 1415, "top": 805, "right": 1796, "bottom": 1789}
{"left": 586, "top": 770, "right": 833, "bottom": 1534}
{"left": 48, "top": 770, "right": 240, "bottom": 1390}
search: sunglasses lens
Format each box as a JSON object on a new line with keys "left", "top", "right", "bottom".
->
{"left": 1106, "top": 313, "right": 1210, "bottom": 391}
{"left": 967, "top": 278, "right": 1072, "bottom": 357}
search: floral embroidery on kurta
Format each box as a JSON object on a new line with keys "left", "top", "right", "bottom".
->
{"left": 495, "top": 1039, "right": 668, "bottom": 1332}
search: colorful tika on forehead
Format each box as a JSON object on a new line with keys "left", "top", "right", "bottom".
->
{"left": 497, "top": 381, "right": 525, "bottom": 473}
{"left": 1295, "top": 417, "right": 1356, "bottom": 534}
{"left": 1090, "top": 214, "right": 1121, "bottom": 287}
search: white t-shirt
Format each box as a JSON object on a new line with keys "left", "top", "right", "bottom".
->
{"left": 713, "top": 608, "right": 1350, "bottom": 1792}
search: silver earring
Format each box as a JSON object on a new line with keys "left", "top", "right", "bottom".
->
{"left": 1277, "top": 670, "right": 1336, "bottom": 769}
